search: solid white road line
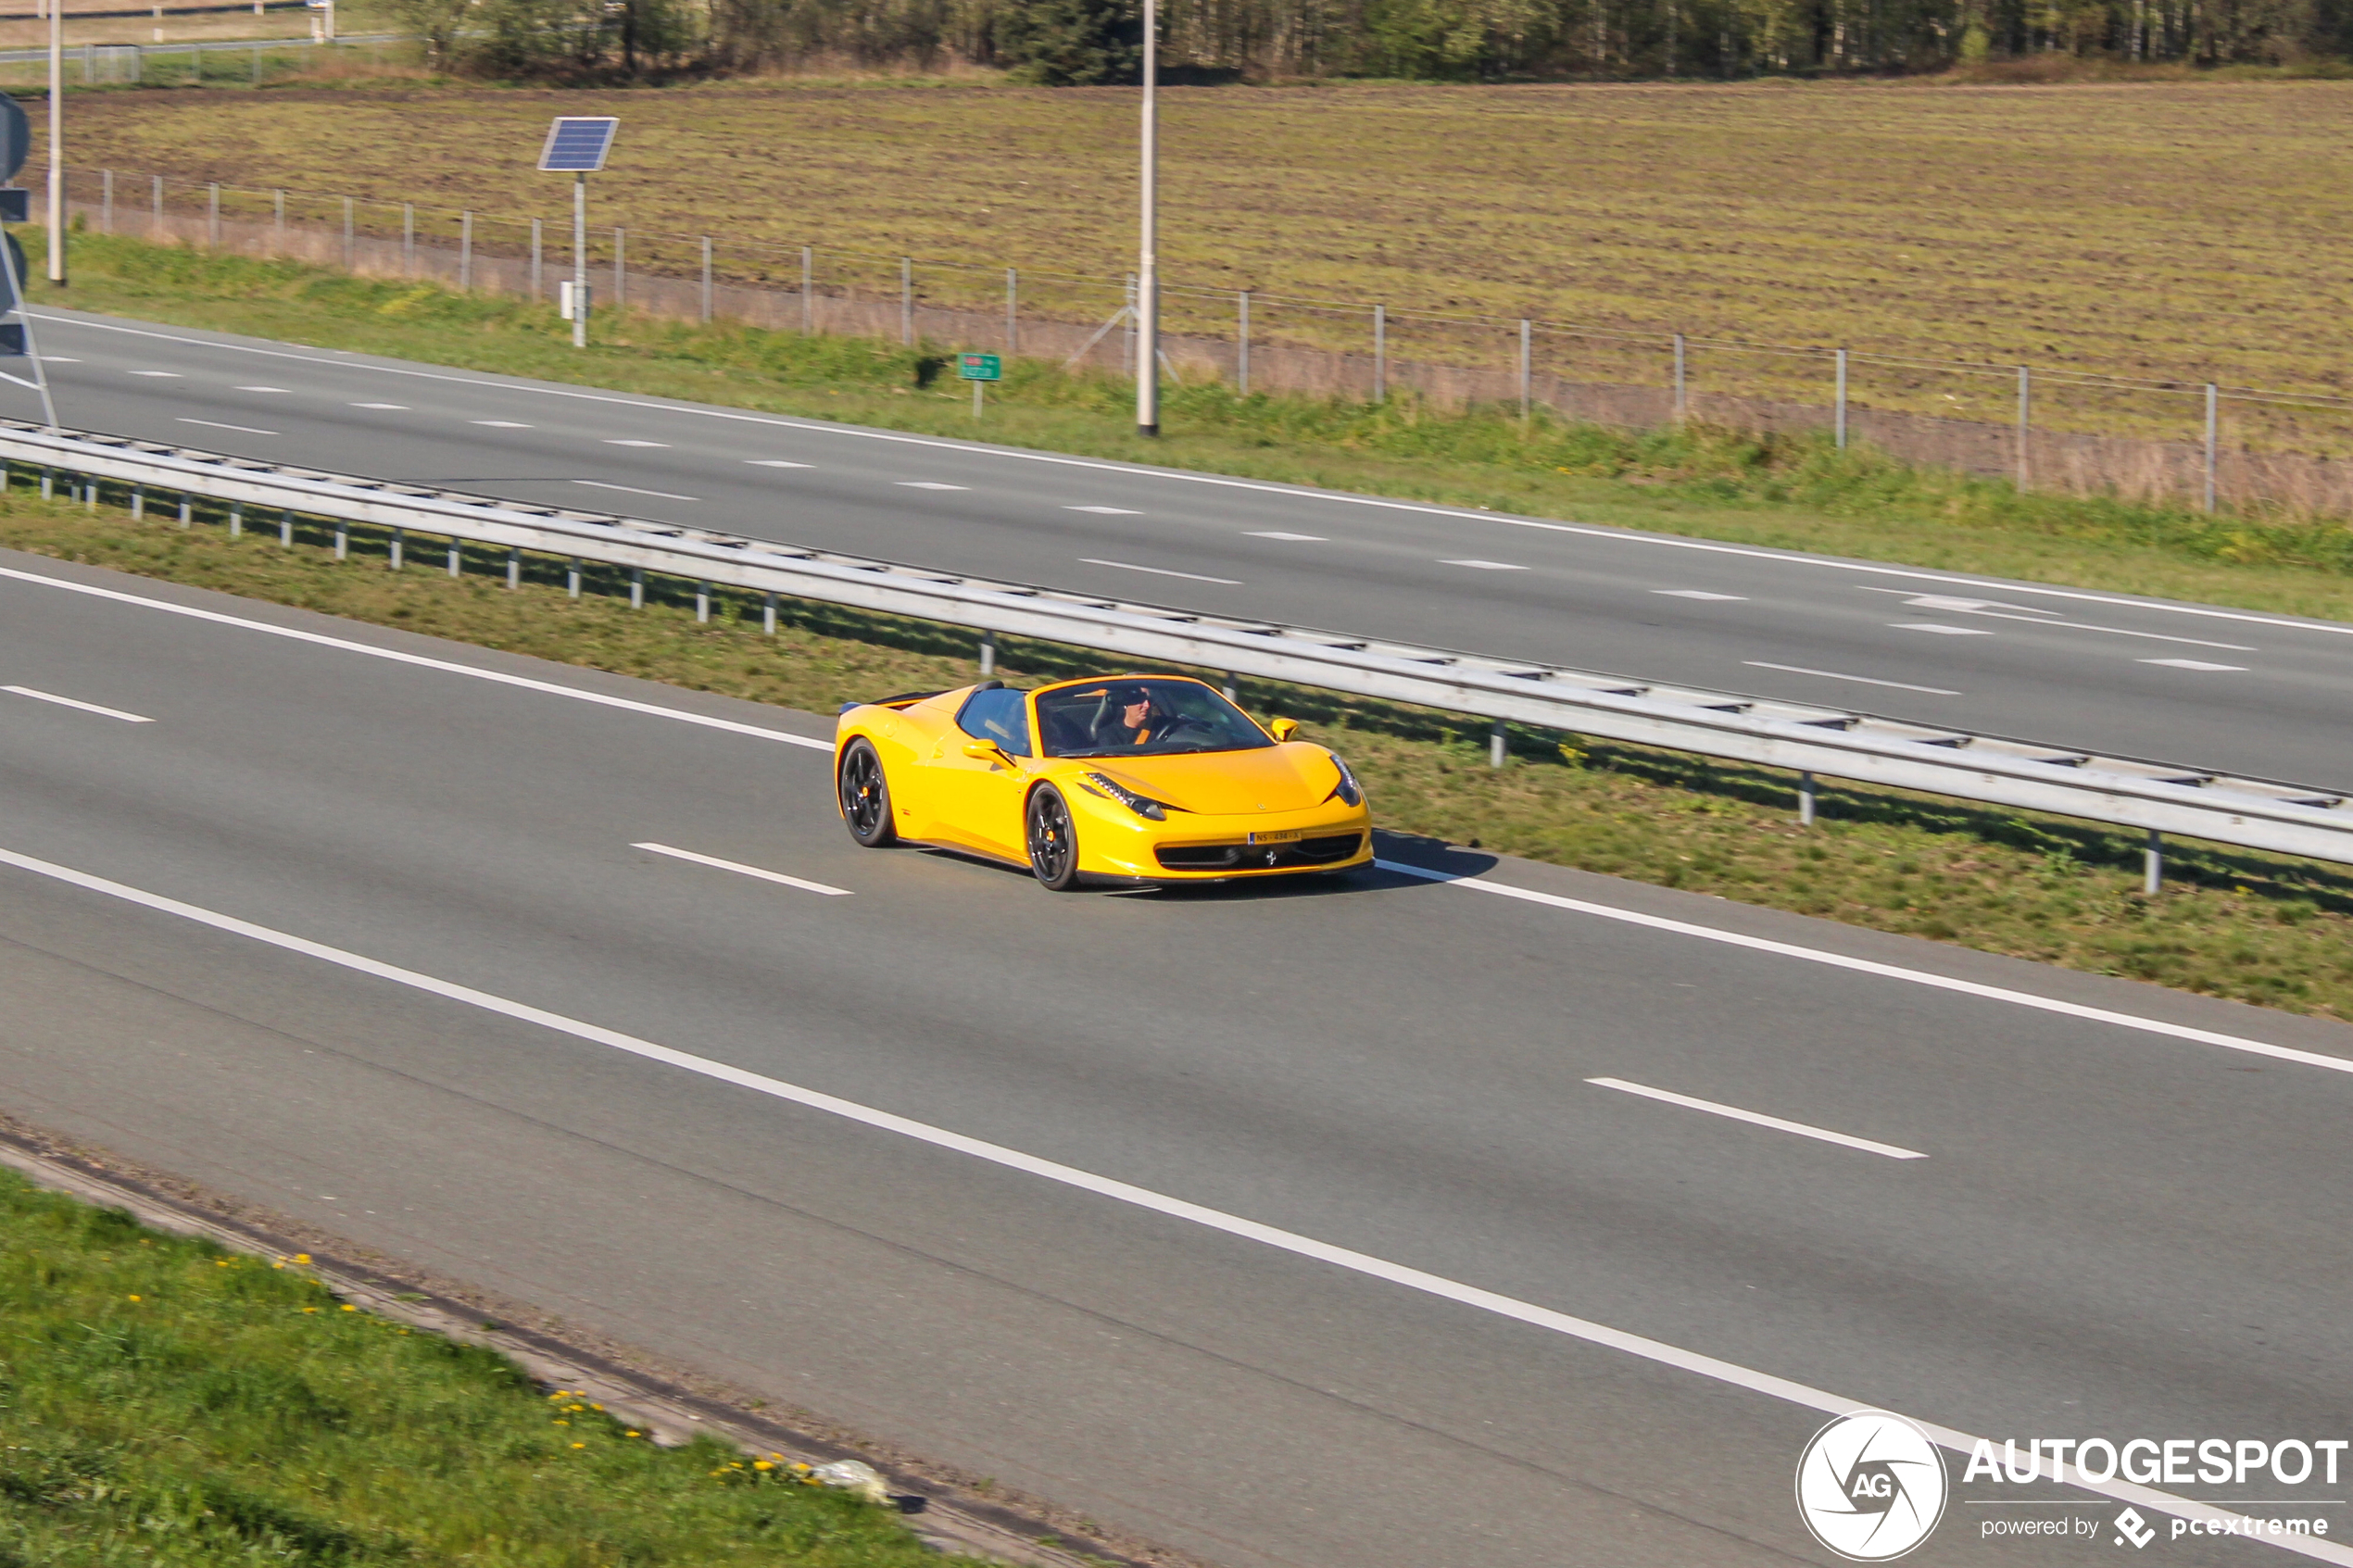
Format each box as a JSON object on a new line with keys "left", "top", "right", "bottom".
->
{"left": 1067, "top": 505, "right": 1140, "bottom": 515}
{"left": 1588, "top": 1077, "right": 1926, "bottom": 1160}
{"left": 128, "top": 370, "right": 180, "bottom": 378}
{"left": 0, "top": 566, "right": 835, "bottom": 751}
{"left": 473, "top": 420, "right": 532, "bottom": 429}
{"left": 351, "top": 402, "right": 409, "bottom": 410}
{"left": 632, "top": 841, "right": 852, "bottom": 896}
{"left": 0, "top": 839, "right": 2334, "bottom": 1562}
{"left": 2140, "top": 659, "right": 2247, "bottom": 672}
{"left": 177, "top": 418, "right": 277, "bottom": 436}
{"left": 574, "top": 480, "right": 698, "bottom": 502}
{"left": 1742, "top": 662, "right": 1962, "bottom": 696}
{"left": 1246, "top": 531, "right": 1326, "bottom": 542}
{"left": 2, "top": 684, "right": 154, "bottom": 722}
{"left": 1655, "top": 589, "right": 1746, "bottom": 601}
{"left": 604, "top": 439, "right": 668, "bottom": 447}
{"left": 1080, "top": 558, "right": 1241, "bottom": 584}
{"left": 746, "top": 459, "right": 810, "bottom": 469}
{"left": 1375, "top": 858, "right": 2353, "bottom": 1077}
{"left": 37, "top": 312, "right": 2353, "bottom": 645}
{"left": 1441, "top": 558, "right": 1526, "bottom": 571}
{"left": 1892, "top": 623, "right": 1994, "bottom": 635}
{"left": 37, "top": 356, "right": 76, "bottom": 362}
{"left": 236, "top": 385, "right": 291, "bottom": 394}
{"left": 898, "top": 481, "right": 967, "bottom": 491}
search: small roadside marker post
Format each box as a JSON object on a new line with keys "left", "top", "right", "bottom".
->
{"left": 959, "top": 351, "right": 1000, "bottom": 418}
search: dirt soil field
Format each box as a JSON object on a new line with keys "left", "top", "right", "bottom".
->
{"left": 42, "top": 77, "right": 2353, "bottom": 394}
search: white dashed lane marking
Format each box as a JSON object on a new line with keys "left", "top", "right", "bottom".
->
{"left": 1081, "top": 558, "right": 1241, "bottom": 584}
{"left": 1442, "top": 558, "right": 1527, "bottom": 571}
{"left": 473, "top": 420, "right": 533, "bottom": 429}
{"left": 1247, "top": 531, "right": 1327, "bottom": 541}
{"left": 351, "top": 402, "right": 409, "bottom": 410}
{"left": 575, "top": 481, "right": 698, "bottom": 502}
{"left": 1587, "top": 1078, "right": 1927, "bottom": 1160}
{"left": 3, "top": 685, "right": 154, "bottom": 723}
{"left": 235, "top": 385, "right": 290, "bottom": 393}
{"left": 1743, "top": 662, "right": 1962, "bottom": 696}
{"left": 603, "top": 439, "right": 669, "bottom": 447}
{"left": 1068, "top": 505, "right": 1141, "bottom": 514}
{"left": 633, "top": 842, "right": 852, "bottom": 897}
{"left": 178, "top": 418, "right": 276, "bottom": 436}
{"left": 1655, "top": 590, "right": 1747, "bottom": 601}
{"left": 2140, "top": 659, "right": 2247, "bottom": 672}
{"left": 898, "top": 481, "right": 968, "bottom": 491}
{"left": 128, "top": 370, "right": 180, "bottom": 378}
{"left": 1892, "top": 623, "right": 1994, "bottom": 635}
{"left": 747, "top": 459, "right": 811, "bottom": 469}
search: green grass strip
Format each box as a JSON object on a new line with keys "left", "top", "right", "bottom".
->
{"left": 0, "top": 1169, "right": 943, "bottom": 1567}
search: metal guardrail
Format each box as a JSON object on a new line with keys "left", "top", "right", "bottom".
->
{"left": 9, "top": 418, "right": 2352, "bottom": 870}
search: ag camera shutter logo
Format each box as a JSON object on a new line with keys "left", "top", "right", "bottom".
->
{"left": 1795, "top": 1410, "right": 1949, "bottom": 1561}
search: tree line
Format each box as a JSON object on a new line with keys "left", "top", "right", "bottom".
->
{"left": 395, "top": 0, "right": 2340, "bottom": 82}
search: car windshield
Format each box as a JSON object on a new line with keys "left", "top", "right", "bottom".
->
{"left": 1036, "top": 679, "right": 1274, "bottom": 759}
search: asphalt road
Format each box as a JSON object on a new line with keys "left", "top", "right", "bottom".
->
{"left": 3, "top": 549, "right": 2351, "bottom": 1566}
{"left": 18, "top": 305, "right": 2353, "bottom": 796}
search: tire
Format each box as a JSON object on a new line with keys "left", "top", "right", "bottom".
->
{"left": 1026, "top": 784, "right": 1082, "bottom": 891}
{"left": 837, "top": 738, "right": 898, "bottom": 847}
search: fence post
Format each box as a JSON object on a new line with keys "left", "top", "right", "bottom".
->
{"left": 1373, "top": 303, "right": 1386, "bottom": 404}
{"left": 1673, "top": 332, "right": 1687, "bottom": 420}
{"left": 1834, "top": 348, "right": 1849, "bottom": 449}
{"left": 1518, "top": 320, "right": 1531, "bottom": 421}
{"left": 530, "top": 219, "right": 542, "bottom": 299}
{"left": 2144, "top": 829, "right": 2164, "bottom": 895}
{"left": 202, "top": 182, "right": 219, "bottom": 245}
{"left": 459, "top": 211, "right": 472, "bottom": 290}
{"left": 272, "top": 187, "right": 283, "bottom": 245}
{"left": 900, "top": 256, "right": 912, "bottom": 345}
{"left": 612, "top": 227, "right": 623, "bottom": 309}
{"left": 150, "top": 173, "right": 161, "bottom": 236}
{"left": 101, "top": 169, "right": 111, "bottom": 232}
{"left": 800, "top": 245, "right": 812, "bottom": 334}
{"left": 2204, "top": 383, "right": 2219, "bottom": 513}
{"left": 401, "top": 202, "right": 413, "bottom": 273}
{"left": 1238, "top": 290, "right": 1251, "bottom": 396}
{"left": 2015, "top": 365, "right": 2031, "bottom": 492}
{"left": 699, "top": 235, "right": 711, "bottom": 323}
{"left": 1005, "top": 267, "right": 1017, "bottom": 355}
{"left": 341, "top": 195, "right": 352, "bottom": 269}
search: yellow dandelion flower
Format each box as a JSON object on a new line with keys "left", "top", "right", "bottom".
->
{"left": 301, "top": 1306, "right": 319, "bottom": 1313}
{"left": 215, "top": 1260, "right": 231, "bottom": 1268}
{"left": 340, "top": 1304, "right": 357, "bottom": 1312}
{"left": 590, "top": 1402, "right": 604, "bottom": 1411}
{"left": 571, "top": 1443, "right": 586, "bottom": 1449}
{"left": 625, "top": 1430, "right": 640, "bottom": 1438}
{"left": 127, "top": 1294, "right": 141, "bottom": 1302}
{"left": 753, "top": 1461, "right": 774, "bottom": 1471}
{"left": 294, "top": 1254, "right": 311, "bottom": 1264}
{"left": 553, "top": 1420, "right": 570, "bottom": 1426}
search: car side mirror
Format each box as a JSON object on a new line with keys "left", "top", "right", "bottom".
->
{"left": 1269, "top": 718, "right": 1299, "bottom": 742}
{"left": 963, "top": 740, "right": 1004, "bottom": 761}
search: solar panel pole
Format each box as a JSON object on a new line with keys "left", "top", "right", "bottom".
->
{"left": 1135, "top": 0, "right": 1158, "bottom": 438}
{"left": 572, "top": 170, "right": 587, "bottom": 348}
{"left": 44, "top": 0, "right": 62, "bottom": 284}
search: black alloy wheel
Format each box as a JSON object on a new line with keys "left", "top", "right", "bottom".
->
{"left": 838, "top": 739, "right": 898, "bottom": 847}
{"left": 1026, "top": 785, "right": 1081, "bottom": 891}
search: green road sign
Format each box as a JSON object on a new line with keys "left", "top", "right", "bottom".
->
{"left": 958, "top": 353, "right": 1002, "bottom": 382}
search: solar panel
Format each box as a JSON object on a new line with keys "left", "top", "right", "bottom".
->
{"left": 537, "top": 117, "right": 619, "bottom": 173}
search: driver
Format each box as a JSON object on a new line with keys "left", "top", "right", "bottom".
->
{"left": 1098, "top": 683, "right": 1157, "bottom": 747}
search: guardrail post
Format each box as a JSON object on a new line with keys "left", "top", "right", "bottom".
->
{"left": 695, "top": 581, "right": 711, "bottom": 623}
{"left": 1238, "top": 290, "right": 1251, "bottom": 396}
{"left": 505, "top": 546, "right": 519, "bottom": 589}
{"left": 1223, "top": 673, "right": 1239, "bottom": 701}
{"left": 2144, "top": 830, "right": 2163, "bottom": 895}
{"left": 1799, "top": 771, "right": 1817, "bottom": 826}
{"left": 130, "top": 483, "right": 143, "bottom": 521}
{"left": 331, "top": 518, "right": 346, "bottom": 558}
{"left": 1834, "top": 349, "right": 1849, "bottom": 449}
{"left": 1489, "top": 719, "right": 1507, "bottom": 769}
{"left": 83, "top": 475, "right": 94, "bottom": 512}
{"left": 177, "top": 492, "right": 190, "bottom": 528}
{"left": 446, "top": 536, "right": 461, "bottom": 578}
{"left": 978, "top": 630, "right": 996, "bottom": 676}
{"left": 699, "top": 236, "right": 712, "bottom": 324}
{"left": 280, "top": 508, "right": 293, "bottom": 547}
{"left": 761, "top": 591, "right": 777, "bottom": 635}
{"left": 389, "top": 527, "right": 403, "bottom": 571}
{"left": 38, "top": 468, "right": 49, "bottom": 500}
{"left": 228, "top": 502, "right": 241, "bottom": 538}
{"left": 567, "top": 557, "right": 582, "bottom": 598}
{"left": 629, "top": 567, "right": 644, "bottom": 609}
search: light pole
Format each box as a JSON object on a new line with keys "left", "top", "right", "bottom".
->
{"left": 44, "top": 0, "right": 61, "bottom": 284}
{"left": 1136, "top": 0, "right": 1157, "bottom": 438}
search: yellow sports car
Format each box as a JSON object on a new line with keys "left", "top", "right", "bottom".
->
{"left": 834, "top": 674, "right": 1374, "bottom": 890}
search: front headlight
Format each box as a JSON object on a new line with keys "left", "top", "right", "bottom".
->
{"left": 1327, "top": 754, "right": 1364, "bottom": 808}
{"left": 1080, "top": 771, "right": 1169, "bottom": 821}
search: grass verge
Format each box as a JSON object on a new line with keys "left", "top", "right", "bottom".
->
{"left": 9, "top": 485, "right": 2353, "bottom": 1022}
{"left": 0, "top": 1168, "right": 942, "bottom": 1567}
{"left": 25, "top": 229, "right": 2353, "bottom": 622}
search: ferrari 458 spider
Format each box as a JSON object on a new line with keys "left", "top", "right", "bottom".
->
{"left": 834, "top": 674, "right": 1374, "bottom": 889}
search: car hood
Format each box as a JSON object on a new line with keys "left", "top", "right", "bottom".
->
{"left": 1082, "top": 744, "right": 1343, "bottom": 817}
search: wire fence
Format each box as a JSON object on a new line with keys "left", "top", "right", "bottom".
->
{"left": 54, "top": 158, "right": 2353, "bottom": 521}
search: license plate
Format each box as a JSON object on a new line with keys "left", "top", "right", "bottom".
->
{"left": 1247, "top": 829, "right": 1303, "bottom": 845}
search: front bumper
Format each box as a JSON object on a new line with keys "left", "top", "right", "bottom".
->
{"left": 1076, "top": 799, "right": 1376, "bottom": 884}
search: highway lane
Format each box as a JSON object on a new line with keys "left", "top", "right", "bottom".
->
{"left": 18, "top": 304, "right": 2353, "bottom": 795}
{"left": 3, "top": 550, "right": 2351, "bottom": 1564}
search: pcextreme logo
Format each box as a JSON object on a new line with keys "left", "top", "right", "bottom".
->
{"left": 1796, "top": 1411, "right": 1951, "bottom": 1562}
